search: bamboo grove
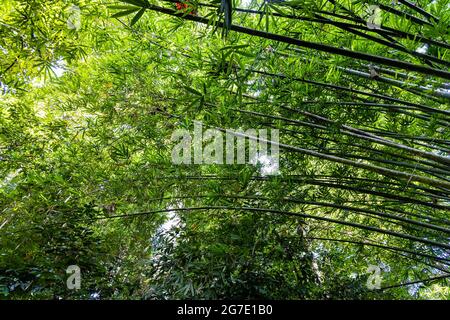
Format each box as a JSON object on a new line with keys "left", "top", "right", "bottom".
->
{"left": 0, "top": 0, "right": 449, "bottom": 299}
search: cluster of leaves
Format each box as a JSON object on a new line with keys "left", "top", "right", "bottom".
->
{"left": 1, "top": 0, "right": 449, "bottom": 299}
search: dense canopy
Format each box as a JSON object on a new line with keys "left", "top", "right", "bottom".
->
{"left": 0, "top": 0, "right": 449, "bottom": 299}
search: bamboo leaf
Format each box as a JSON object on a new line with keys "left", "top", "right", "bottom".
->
{"left": 130, "top": 8, "right": 146, "bottom": 26}
{"left": 111, "top": 8, "right": 140, "bottom": 18}
{"left": 120, "top": 0, "right": 148, "bottom": 7}
{"left": 183, "top": 85, "right": 203, "bottom": 96}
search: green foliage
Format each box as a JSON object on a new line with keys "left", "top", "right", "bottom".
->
{"left": 0, "top": 0, "right": 449, "bottom": 300}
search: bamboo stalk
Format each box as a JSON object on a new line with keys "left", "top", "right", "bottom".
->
{"left": 101, "top": 206, "right": 450, "bottom": 249}
{"left": 138, "top": 3, "right": 450, "bottom": 80}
